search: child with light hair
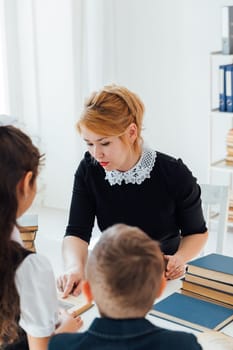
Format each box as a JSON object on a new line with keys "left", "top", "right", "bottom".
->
{"left": 50, "top": 224, "right": 202, "bottom": 350}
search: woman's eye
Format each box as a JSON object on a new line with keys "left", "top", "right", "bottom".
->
{"left": 101, "top": 142, "right": 110, "bottom": 146}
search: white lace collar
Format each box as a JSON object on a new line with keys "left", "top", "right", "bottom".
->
{"left": 104, "top": 148, "right": 157, "bottom": 186}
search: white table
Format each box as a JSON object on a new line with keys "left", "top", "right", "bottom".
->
{"left": 79, "top": 278, "right": 233, "bottom": 348}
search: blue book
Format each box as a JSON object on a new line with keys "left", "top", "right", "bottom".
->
{"left": 150, "top": 292, "right": 233, "bottom": 331}
{"left": 187, "top": 253, "right": 233, "bottom": 284}
{"left": 219, "top": 65, "right": 226, "bottom": 111}
{"left": 226, "top": 64, "right": 233, "bottom": 112}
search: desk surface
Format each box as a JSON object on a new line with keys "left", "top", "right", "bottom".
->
{"left": 79, "top": 279, "right": 233, "bottom": 341}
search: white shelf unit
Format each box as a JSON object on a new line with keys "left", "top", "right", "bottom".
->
{"left": 209, "top": 52, "right": 233, "bottom": 226}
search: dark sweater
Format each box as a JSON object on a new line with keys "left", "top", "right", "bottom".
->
{"left": 65, "top": 151, "right": 206, "bottom": 254}
{"left": 49, "top": 317, "right": 202, "bottom": 350}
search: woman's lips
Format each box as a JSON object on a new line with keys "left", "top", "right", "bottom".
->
{"left": 99, "top": 162, "right": 109, "bottom": 167}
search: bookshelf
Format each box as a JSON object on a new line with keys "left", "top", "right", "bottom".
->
{"left": 209, "top": 52, "right": 233, "bottom": 224}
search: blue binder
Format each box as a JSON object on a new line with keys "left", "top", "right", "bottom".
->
{"left": 226, "top": 64, "right": 233, "bottom": 112}
{"left": 219, "top": 65, "right": 226, "bottom": 111}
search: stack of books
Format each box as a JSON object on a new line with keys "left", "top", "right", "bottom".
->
{"left": 182, "top": 254, "right": 233, "bottom": 306}
{"left": 150, "top": 253, "right": 233, "bottom": 332}
{"left": 17, "top": 214, "right": 38, "bottom": 252}
{"left": 226, "top": 128, "right": 233, "bottom": 164}
{"left": 228, "top": 190, "right": 233, "bottom": 222}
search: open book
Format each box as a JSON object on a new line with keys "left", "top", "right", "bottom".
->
{"left": 57, "top": 292, "right": 94, "bottom": 317}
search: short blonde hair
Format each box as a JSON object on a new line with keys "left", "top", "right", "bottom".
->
{"left": 86, "top": 224, "right": 165, "bottom": 315}
{"left": 77, "top": 84, "right": 145, "bottom": 154}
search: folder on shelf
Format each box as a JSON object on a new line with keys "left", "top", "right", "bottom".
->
{"left": 219, "top": 65, "right": 226, "bottom": 111}
{"left": 226, "top": 64, "right": 233, "bottom": 112}
{"left": 222, "top": 6, "right": 233, "bottom": 55}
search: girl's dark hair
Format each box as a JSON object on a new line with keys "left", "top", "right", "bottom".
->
{"left": 0, "top": 125, "right": 42, "bottom": 344}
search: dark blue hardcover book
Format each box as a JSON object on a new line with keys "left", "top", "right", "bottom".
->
{"left": 187, "top": 253, "right": 233, "bottom": 284}
{"left": 150, "top": 292, "right": 233, "bottom": 331}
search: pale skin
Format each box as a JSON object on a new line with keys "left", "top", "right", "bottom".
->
{"left": 58, "top": 124, "right": 208, "bottom": 295}
{"left": 81, "top": 275, "right": 167, "bottom": 319}
{"left": 164, "top": 232, "right": 208, "bottom": 279}
{"left": 16, "top": 172, "right": 83, "bottom": 350}
{"left": 58, "top": 236, "right": 88, "bottom": 297}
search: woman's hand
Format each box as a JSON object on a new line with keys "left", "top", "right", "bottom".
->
{"left": 164, "top": 254, "right": 186, "bottom": 280}
{"left": 57, "top": 268, "right": 84, "bottom": 298}
{"left": 164, "top": 233, "right": 208, "bottom": 279}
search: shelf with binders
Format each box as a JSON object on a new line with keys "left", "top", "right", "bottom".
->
{"left": 209, "top": 52, "right": 233, "bottom": 225}
{"left": 210, "top": 52, "right": 233, "bottom": 114}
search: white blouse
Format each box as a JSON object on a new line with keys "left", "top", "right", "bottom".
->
{"left": 15, "top": 253, "right": 59, "bottom": 337}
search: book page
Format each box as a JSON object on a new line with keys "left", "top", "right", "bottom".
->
{"left": 57, "top": 292, "right": 94, "bottom": 316}
{"left": 197, "top": 331, "right": 233, "bottom": 350}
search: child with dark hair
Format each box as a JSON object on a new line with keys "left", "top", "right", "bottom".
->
{"left": 50, "top": 224, "right": 202, "bottom": 350}
{"left": 0, "top": 125, "right": 82, "bottom": 350}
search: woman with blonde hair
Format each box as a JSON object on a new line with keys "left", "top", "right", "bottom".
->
{"left": 58, "top": 84, "right": 208, "bottom": 297}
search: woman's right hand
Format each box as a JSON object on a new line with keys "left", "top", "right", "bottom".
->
{"left": 57, "top": 268, "right": 84, "bottom": 298}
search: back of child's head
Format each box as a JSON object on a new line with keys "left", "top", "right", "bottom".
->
{"left": 86, "top": 224, "right": 165, "bottom": 318}
{"left": 0, "top": 125, "right": 41, "bottom": 344}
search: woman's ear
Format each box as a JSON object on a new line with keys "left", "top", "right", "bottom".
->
{"left": 156, "top": 275, "right": 167, "bottom": 298}
{"left": 82, "top": 280, "right": 93, "bottom": 303}
{"left": 127, "top": 123, "right": 138, "bottom": 143}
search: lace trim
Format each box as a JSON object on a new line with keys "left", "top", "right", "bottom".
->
{"left": 104, "top": 148, "right": 157, "bottom": 186}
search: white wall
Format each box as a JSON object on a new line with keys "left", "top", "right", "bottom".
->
{"left": 4, "top": 0, "right": 233, "bottom": 209}
{"left": 112, "top": 0, "right": 233, "bottom": 181}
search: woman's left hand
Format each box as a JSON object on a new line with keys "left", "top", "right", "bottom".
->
{"left": 164, "top": 254, "right": 186, "bottom": 280}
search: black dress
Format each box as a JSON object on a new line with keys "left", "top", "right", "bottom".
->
{"left": 65, "top": 150, "right": 207, "bottom": 255}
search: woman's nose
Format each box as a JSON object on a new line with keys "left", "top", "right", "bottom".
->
{"left": 93, "top": 146, "right": 103, "bottom": 159}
